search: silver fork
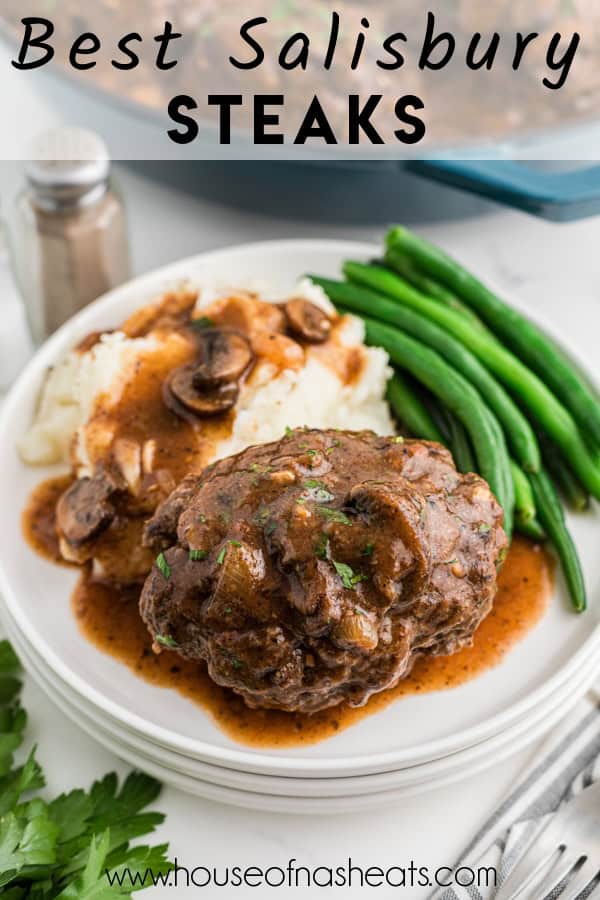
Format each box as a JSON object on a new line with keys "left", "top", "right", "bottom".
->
{"left": 494, "top": 780, "right": 600, "bottom": 900}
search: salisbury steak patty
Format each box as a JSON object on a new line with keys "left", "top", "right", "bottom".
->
{"left": 140, "top": 429, "right": 507, "bottom": 713}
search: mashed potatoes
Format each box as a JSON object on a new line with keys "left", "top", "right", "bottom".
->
{"left": 19, "top": 279, "right": 392, "bottom": 474}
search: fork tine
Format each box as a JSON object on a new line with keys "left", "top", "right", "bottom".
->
{"left": 558, "top": 859, "right": 600, "bottom": 900}
{"left": 525, "top": 853, "right": 579, "bottom": 900}
{"left": 585, "top": 879, "right": 600, "bottom": 899}
{"left": 493, "top": 825, "right": 562, "bottom": 900}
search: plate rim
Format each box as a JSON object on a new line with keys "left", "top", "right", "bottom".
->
{"left": 9, "top": 610, "right": 599, "bottom": 795}
{"left": 1, "top": 237, "right": 600, "bottom": 775}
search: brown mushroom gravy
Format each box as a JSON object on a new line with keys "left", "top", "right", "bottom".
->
{"left": 20, "top": 287, "right": 553, "bottom": 747}
{"left": 24, "top": 477, "right": 553, "bottom": 747}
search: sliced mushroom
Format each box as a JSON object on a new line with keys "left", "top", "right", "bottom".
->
{"left": 193, "top": 329, "right": 253, "bottom": 389}
{"left": 56, "top": 473, "right": 118, "bottom": 546}
{"left": 284, "top": 299, "right": 332, "bottom": 344}
{"left": 165, "top": 364, "right": 238, "bottom": 417}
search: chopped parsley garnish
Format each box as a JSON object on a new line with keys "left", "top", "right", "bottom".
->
{"left": 189, "top": 549, "right": 209, "bottom": 561}
{"left": 250, "top": 463, "right": 272, "bottom": 474}
{"left": 255, "top": 506, "right": 270, "bottom": 526}
{"left": 318, "top": 507, "right": 352, "bottom": 526}
{"left": 227, "top": 654, "right": 243, "bottom": 670}
{"left": 478, "top": 523, "right": 491, "bottom": 533}
{"left": 190, "top": 315, "right": 214, "bottom": 330}
{"left": 315, "top": 533, "right": 330, "bottom": 560}
{"left": 304, "top": 479, "right": 334, "bottom": 503}
{"left": 285, "top": 425, "right": 294, "bottom": 436}
{"left": 265, "top": 520, "right": 277, "bottom": 536}
{"left": 361, "top": 542, "right": 375, "bottom": 557}
{"left": 156, "top": 633, "right": 178, "bottom": 648}
{"left": 392, "top": 435, "right": 405, "bottom": 444}
{"left": 326, "top": 439, "right": 341, "bottom": 454}
{"left": 156, "top": 552, "right": 171, "bottom": 580}
{"left": 217, "top": 540, "right": 241, "bottom": 565}
{"left": 333, "top": 560, "right": 367, "bottom": 590}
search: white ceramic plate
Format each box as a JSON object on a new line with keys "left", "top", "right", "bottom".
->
{"left": 8, "top": 610, "right": 599, "bottom": 802}
{"left": 1, "top": 240, "right": 599, "bottom": 778}
{"left": 10, "top": 613, "right": 596, "bottom": 815}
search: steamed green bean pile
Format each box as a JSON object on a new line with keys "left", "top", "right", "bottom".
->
{"left": 309, "top": 226, "right": 593, "bottom": 613}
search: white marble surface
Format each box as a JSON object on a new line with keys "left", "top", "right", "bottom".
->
{"left": 2, "top": 157, "right": 600, "bottom": 897}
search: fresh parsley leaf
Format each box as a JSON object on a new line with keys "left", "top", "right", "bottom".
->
{"left": 0, "top": 645, "right": 173, "bottom": 896}
{"left": 304, "top": 479, "right": 334, "bottom": 503}
{"left": 216, "top": 540, "right": 241, "bottom": 565}
{"left": 155, "top": 635, "right": 178, "bottom": 649}
{"left": 392, "top": 435, "right": 404, "bottom": 444}
{"left": 332, "top": 561, "right": 367, "bottom": 591}
{"left": 361, "top": 543, "right": 375, "bottom": 557}
{"left": 189, "top": 316, "right": 214, "bottom": 330}
{"left": 188, "top": 549, "right": 208, "bottom": 561}
{"left": 155, "top": 553, "right": 171, "bottom": 581}
{"left": 317, "top": 507, "right": 352, "bottom": 526}
{"left": 284, "top": 426, "right": 293, "bottom": 436}
{"left": 315, "top": 534, "right": 330, "bottom": 560}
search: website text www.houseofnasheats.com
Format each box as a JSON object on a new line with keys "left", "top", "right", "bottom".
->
{"left": 106, "top": 857, "right": 497, "bottom": 891}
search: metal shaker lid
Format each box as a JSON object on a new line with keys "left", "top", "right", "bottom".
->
{"left": 25, "top": 128, "right": 110, "bottom": 208}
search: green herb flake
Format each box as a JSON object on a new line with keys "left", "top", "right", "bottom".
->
{"left": 255, "top": 506, "right": 270, "bottom": 526}
{"left": 318, "top": 507, "right": 352, "bottom": 526}
{"left": 156, "top": 633, "right": 178, "bottom": 649}
{"left": 333, "top": 560, "right": 367, "bottom": 590}
{"left": 392, "top": 435, "right": 405, "bottom": 444}
{"left": 361, "top": 542, "right": 375, "bottom": 557}
{"left": 156, "top": 552, "right": 171, "bottom": 580}
{"left": 266, "top": 520, "right": 277, "bottom": 536}
{"left": 285, "top": 426, "right": 294, "bottom": 436}
{"left": 304, "top": 479, "right": 334, "bottom": 503}
{"left": 224, "top": 607, "right": 232, "bottom": 614}
{"left": 189, "top": 549, "right": 209, "bottom": 561}
{"left": 217, "top": 539, "right": 242, "bottom": 565}
{"left": 315, "top": 533, "right": 330, "bottom": 560}
{"left": 230, "top": 655, "right": 243, "bottom": 670}
{"left": 478, "top": 523, "right": 491, "bottom": 533}
{"left": 250, "top": 463, "right": 272, "bottom": 474}
{"left": 190, "top": 315, "right": 215, "bottom": 330}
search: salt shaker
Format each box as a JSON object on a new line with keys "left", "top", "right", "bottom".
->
{"left": 8, "top": 128, "right": 131, "bottom": 345}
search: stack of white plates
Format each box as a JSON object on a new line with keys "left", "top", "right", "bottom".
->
{"left": 1, "top": 241, "right": 599, "bottom": 813}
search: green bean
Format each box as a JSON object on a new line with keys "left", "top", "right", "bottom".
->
{"left": 510, "top": 460, "right": 536, "bottom": 524}
{"left": 529, "top": 469, "right": 586, "bottom": 612}
{"left": 361, "top": 317, "right": 514, "bottom": 537}
{"left": 444, "top": 410, "right": 476, "bottom": 474}
{"left": 337, "top": 262, "right": 600, "bottom": 500}
{"left": 386, "top": 226, "right": 600, "bottom": 447}
{"left": 385, "top": 246, "right": 487, "bottom": 330}
{"left": 386, "top": 373, "right": 445, "bottom": 443}
{"left": 313, "top": 274, "right": 539, "bottom": 472}
{"left": 515, "top": 516, "right": 546, "bottom": 542}
{"left": 537, "top": 431, "right": 590, "bottom": 512}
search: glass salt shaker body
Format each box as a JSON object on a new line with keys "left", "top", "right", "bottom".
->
{"left": 9, "top": 129, "right": 131, "bottom": 346}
